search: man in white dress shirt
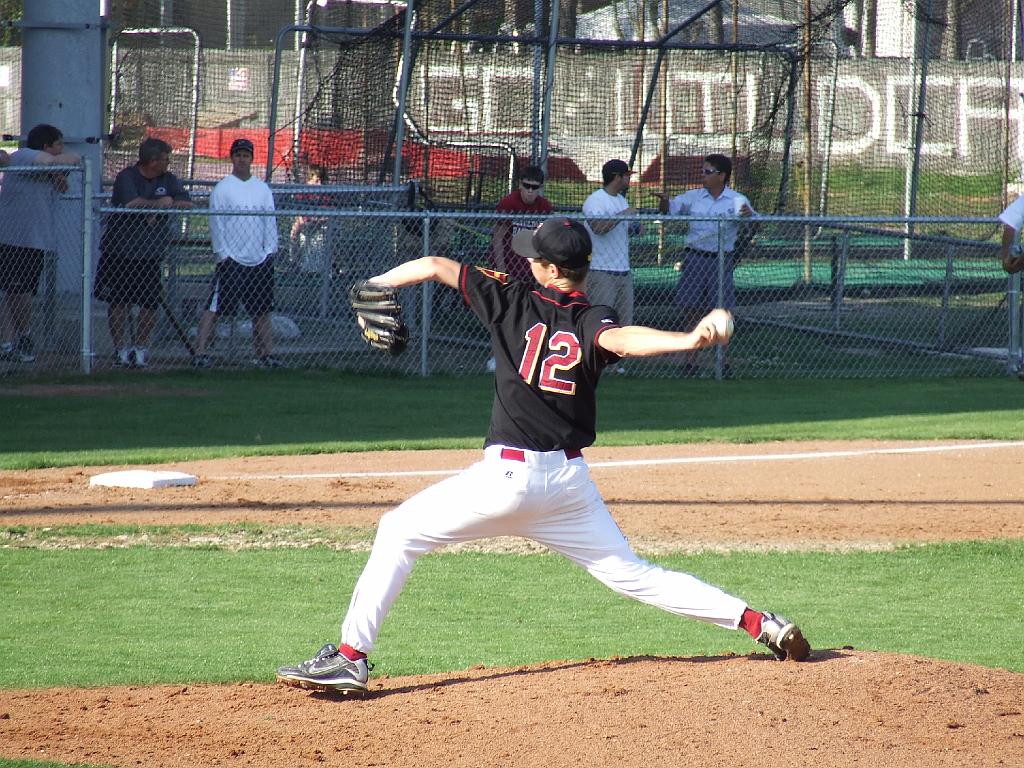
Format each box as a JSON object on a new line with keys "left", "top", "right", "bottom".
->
{"left": 655, "top": 154, "right": 755, "bottom": 375}
{"left": 997, "top": 193, "right": 1024, "bottom": 275}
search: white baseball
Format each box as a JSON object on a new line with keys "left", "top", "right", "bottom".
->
{"left": 708, "top": 309, "right": 734, "bottom": 341}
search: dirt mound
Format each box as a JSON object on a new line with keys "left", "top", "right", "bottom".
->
{"left": 2, "top": 651, "right": 1022, "bottom": 767}
{"left": 3, "top": 441, "right": 1024, "bottom": 766}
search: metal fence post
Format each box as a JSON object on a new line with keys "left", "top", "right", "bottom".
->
{"left": 420, "top": 209, "right": 431, "bottom": 377}
{"left": 938, "top": 243, "right": 955, "bottom": 349}
{"left": 715, "top": 220, "right": 725, "bottom": 379}
{"left": 538, "top": 0, "right": 560, "bottom": 173}
{"left": 1009, "top": 271, "right": 1022, "bottom": 375}
{"left": 1019, "top": 274, "right": 1024, "bottom": 375}
{"left": 831, "top": 230, "right": 849, "bottom": 331}
{"left": 81, "top": 158, "right": 94, "bottom": 375}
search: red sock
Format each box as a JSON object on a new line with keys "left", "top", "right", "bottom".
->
{"left": 339, "top": 643, "right": 366, "bottom": 661}
{"left": 739, "top": 608, "right": 763, "bottom": 639}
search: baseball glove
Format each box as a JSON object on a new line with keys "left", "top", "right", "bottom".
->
{"left": 348, "top": 280, "right": 409, "bottom": 354}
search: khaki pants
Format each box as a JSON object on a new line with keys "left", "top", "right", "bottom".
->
{"left": 586, "top": 270, "right": 634, "bottom": 325}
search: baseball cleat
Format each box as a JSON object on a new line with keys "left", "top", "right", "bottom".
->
{"left": 757, "top": 612, "right": 810, "bottom": 661}
{"left": 276, "top": 643, "right": 371, "bottom": 696}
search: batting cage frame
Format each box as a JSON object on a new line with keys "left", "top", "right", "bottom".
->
{"left": 265, "top": 0, "right": 801, "bottom": 216}
{"left": 108, "top": 27, "right": 201, "bottom": 183}
{"left": 77, "top": 0, "right": 1024, "bottom": 224}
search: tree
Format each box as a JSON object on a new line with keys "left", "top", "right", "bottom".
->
{"left": 0, "top": 0, "right": 22, "bottom": 46}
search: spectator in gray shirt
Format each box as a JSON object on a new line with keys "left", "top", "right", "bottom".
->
{"left": 0, "top": 124, "right": 80, "bottom": 363}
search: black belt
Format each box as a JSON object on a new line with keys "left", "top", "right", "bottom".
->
{"left": 591, "top": 269, "right": 630, "bottom": 276}
{"left": 500, "top": 447, "right": 583, "bottom": 462}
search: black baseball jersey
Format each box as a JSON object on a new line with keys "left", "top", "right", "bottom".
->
{"left": 459, "top": 264, "right": 622, "bottom": 451}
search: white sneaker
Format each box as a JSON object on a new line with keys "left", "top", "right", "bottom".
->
{"left": 114, "top": 348, "right": 132, "bottom": 367}
{"left": 486, "top": 356, "right": 497, "bottom": 373}
{"left": 132, "top": 347, "right": 149, "bottom": 368}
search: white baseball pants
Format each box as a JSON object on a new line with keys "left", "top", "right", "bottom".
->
{"left": 341, "top": 445, "right": 748, "bottom": 653}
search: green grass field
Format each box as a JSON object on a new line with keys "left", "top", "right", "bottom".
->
{"left": 3, "top": 372, "right": 1023, "bottom": 468}
{"left": 2, "top": 372, "right": 1023, "bottom": 768}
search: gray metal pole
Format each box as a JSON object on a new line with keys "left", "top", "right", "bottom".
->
{"left": 818, "top": 39, "right": 839, "bottom": 217}
{"left": 530, "top": 0, "right": 543, "bottom": 163}
{"left": 1019, "top": 275, "right": 1024, "bottom": 376}
{"left": 267, "top": 25, "right": 308, "bottom": 183}
{"left": 21, "top": 0, "right": 103, "bottom": 191}
{"left": 293, "top": 1, "right": 315, "bottom": 182}
{"left": 715, "top": 220, "right": 725, "bottom": 378}
{"left": 392, "top": 1, "right": 417, "bottom": 185}
{"left": 539, "top": 0, "right": 560, "bottom": 175}
{"left": 226, "top": 0, "right": 237, "bottom": 50}
{"left": 904, "top": 0, "right": 933, "bottom": 258}
{"left": 1009, "top": 272, "right": 1021, "bottom": 376}
{"left": 420, "top": 210, "right": 431, "bottom": 377}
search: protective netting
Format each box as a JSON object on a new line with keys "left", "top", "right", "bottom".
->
{"left": 273, "top": 18, "right": 406, "bottom": 186}
{"left": 553, "top": 45, "right": 795, "bottom": 213}
{"left": 107, "top": 28, "right": 200, "bottom": 181}
{"left": 79, "top": 0, "right": 1020, "bottom": 224}
{"left": 283, "top": 5, "right": 799, "bottom": 214}
{"left": 3, "top": 1, "right": 1022, "bottom": 381}
{"left": 815, "top": 0, "right": 1017, "bottom": 223}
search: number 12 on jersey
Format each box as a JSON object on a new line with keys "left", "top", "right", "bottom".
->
{"left": 518, "top": 322, "right": 581, "bottom": 395}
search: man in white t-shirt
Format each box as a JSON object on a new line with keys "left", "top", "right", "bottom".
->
{"left": 998, "top": 194, "right": 1024, "bottom": 274}
{"left": 192, "top": 138, "right": 283, "bottom": 369}
{"left": 582, "top": 160, "right": 639, "bottom": 375}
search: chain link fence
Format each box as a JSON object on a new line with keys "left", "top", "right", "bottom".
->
{"left": 0, "top": 166, "right": 1019, "bottom": 379}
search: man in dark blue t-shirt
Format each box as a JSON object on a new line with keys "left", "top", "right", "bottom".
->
{"left": 94, "top": 138, "right": 192, "bottom": 368}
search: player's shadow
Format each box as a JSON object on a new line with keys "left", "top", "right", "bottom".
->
{"left": 9, "top": 496, "right": 1019, "bottom": 521}
{"left": 306, "top": 648, "right": 852, "bottom": 701}
{"left": 3, "top": 498, "right": 397, "bottom": 519}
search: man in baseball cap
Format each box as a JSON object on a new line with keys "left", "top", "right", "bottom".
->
{"left": 511, "top": 217, "right": 592, "bottom": 270}
{"left": 192, "top": 135, "right": 285, "bottom": 369}
{"left": 275, "top": 212, "right": 806, "bottom": 697}
{"left": 229, "top": 137, "right": 255, "bottom": 155}
{"left": 583, "top": 158, "right": 640, "bottom": 375}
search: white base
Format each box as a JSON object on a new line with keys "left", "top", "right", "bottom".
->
{"left": 89, "top": 469, "right": 198, "bottom": 489}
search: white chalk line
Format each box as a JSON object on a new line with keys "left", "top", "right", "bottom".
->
{"left": 208, "top": 440, "right": 1024, "bottom": 481}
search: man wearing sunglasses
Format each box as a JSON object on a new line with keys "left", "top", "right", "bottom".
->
{"left": 487, "top": 166, "right": 554, "bottom": 371}
{"left": 655, "top": 154, "right": 756, "bottom": 376}
{"left": 490, "top": 166, "right": 553, "bottom": 283}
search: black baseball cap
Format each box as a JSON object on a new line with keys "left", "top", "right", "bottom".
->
{"left": 511, "top": 218, "right": 592, "bottom": 270}
{"left": 230, "top": 138, "right": 255, "bottom": 155}
{"left": 602, "top": 159, "right": 632, "bottom": 177}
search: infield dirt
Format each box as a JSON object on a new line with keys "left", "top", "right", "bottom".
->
{"left": 2, "top": 440, "right": 1023, "bottom": 767}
